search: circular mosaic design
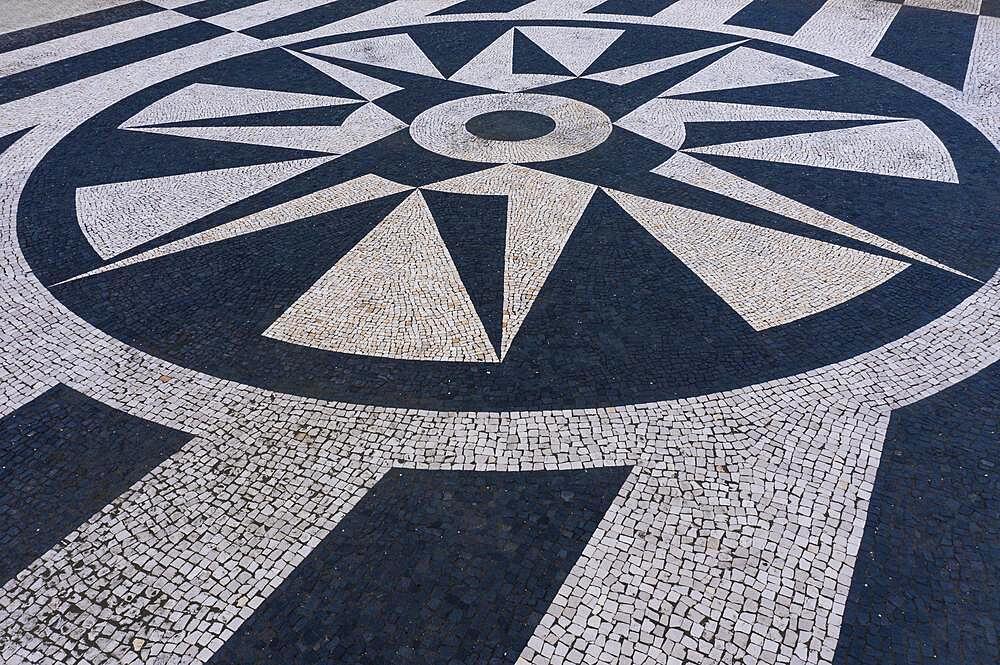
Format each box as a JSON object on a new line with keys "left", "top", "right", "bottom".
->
{"left": 17, "top": 19, "right": 1000, "bottom": 410}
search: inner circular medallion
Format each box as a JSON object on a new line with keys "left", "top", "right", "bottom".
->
{"left": 409, "top": 92, "right": 613, "bottom": 163}
{"left": 465, "top": 110, "right": 557, "bottom": 141}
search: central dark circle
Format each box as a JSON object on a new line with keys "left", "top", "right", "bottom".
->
{"left": 465, "top": 110, "right": 556, "bottom": 141}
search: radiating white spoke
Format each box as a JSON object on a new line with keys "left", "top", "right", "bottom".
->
{"left": 127, "top": 102, "right": 407, "bottom": 154}
{"left": 426, "top": 165, "right": 596, "bottom": 358}
{"left": 284, "top": 49, "right": 403, "bottom": 101}
{"left": 616, "top": 97, "right": 896, "bottom": 150}
{"left": 584, "top": 41, "right": 745, "bottom": 86}
{"left": 690, "top": 119, "right": 960, "bottom": 182}
{"left": 654, "top": 152, "right": 971, "bottom": 278}
{"left": 514, "top": 26, "right": 624, "bottom": 76}
{"left": 662, "top": 46, "right": 836, "bottom": 97}
{"left": 450, "top": 29, "right": 572, "bottom": 92}
{"left": 63, "top": 175, "right": 412, "bottom": 284}
{"left": 76, "top": 156, "right": 334, "bottom": 260}
{"left": 264, "top": 191, "right": 498, "bottom": 362}
{"left": 121, "top": 83, "right": 360, "bottom": 128}
{"left": 606, "top": 188, "right": 910, "bottom": 330}
{"left": 306, "top": 33, "right": 443, "bottom": 78}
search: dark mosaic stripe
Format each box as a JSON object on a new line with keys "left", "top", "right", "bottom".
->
{"left": 0, "top": 20, "right": 227, "bottom": 105}
{"left": 835, "top": 363, "right": 1000, "bottom": 665}
{"left": 209, "top": 466, "right": 631, "bottom": 664}
{"left": 431, "top": 0, "right": 537, "bottom": 15}
{"left": 0, "top": 1, "right": 161, "bottom": 55}
{"left": 873, "top": 6, "right": 979, "bottom": 89}
{"left": 0, "top": 385, "right": 191, "bottom": 585}
{"left": 586, "top": 0, "right": 680, "bottom": 17}
{"left": 725, "top": 0, "right": 826, "bottom": 35}
{"left": 983, "top": 0, "right": 1000, "bottom": 19}
{"left": 175, "top": 0, "right": 270, "bottom": 20}
{"left": 243, "top": 0, "right": 390, "bottom": 40}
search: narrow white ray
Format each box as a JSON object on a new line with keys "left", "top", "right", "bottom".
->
{"left": 62, "top": 175, "right": 412, "bottom": 284}
{"left": 690, "top": 119, "right": 960, "bottom": 183}
{"left": 122, "top": 83, "right": 360, "bottom": 128}
{"left": 606, "top": 188, "right": 910, "bottom": 330}
{"left": 616, "top": 97, "right": 896, "bottom": 150}
{"left": 128, "top": 102, "right": 406, "bottom": 154}
{"left": 449, "top": 29, "right": 572, "bottom": 92}
{"left": 654, "top": 152, "right": 970, "bottom": 278}
{"left": 306, "top": 33, "right": 443, "bottom": 78}
{"left": 264, "top": 191, "right": 497, "bottom": 362}
{"left": 515, "top": 26, "right": 624, "bottom": 76}
{"left": 76, "top": 156, "right": 334, "bottom": 260}
{"left": 284, "top": 48, "right": 402, "bottom": 101}
{"left": 662, "top": 46, "right": 835, "bottom": 97}
{"left": 425, "top": 165, "right": 596, "bottom": 357}
{"left": 584, "top": 41, "right": 745, "bottom": 86}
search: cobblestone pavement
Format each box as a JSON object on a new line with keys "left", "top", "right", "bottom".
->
{"left": 0, "top": 1, "right": 997, "bottom": 663}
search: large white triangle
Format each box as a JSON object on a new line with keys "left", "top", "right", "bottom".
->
{"left": 284, "top": 49, "right": 402, "bottom": 101}
{"left": 306, "top": 34, "right": 443, "bottom": 78}
{"left": 65, "top": 175, "right": 413, "bottom": 284}
{"left": 690, "top": 119, "right": 959, "bottom": 182}
{"left": 122, "top": 83, "right": 359, "bottom": 128}
{"left": 263, "top": 191, "right": 497, "bottom": 362}
{"left": 76, "top": 156, "right": 334, "bottom": 260}
{"left": 663, "top": 47, "right": 835, "bottom": 97}
{"left": 450, "top": 29, "right": 572, "bottom": 92}
{"left": 515, "top": 26, "right": 624, "bottom": 76}
{"left": 425, "top": 165, "right": 596, "bottom": 357}
{"left": 653, "top": 152, "right": 968, "bottom": 277}
{"left": 606, "top": 188, "right": 909, "bottom": 330}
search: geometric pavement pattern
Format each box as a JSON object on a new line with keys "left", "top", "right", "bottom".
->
{"left": 0, "top": 0, "right": 997, "bottom": 663}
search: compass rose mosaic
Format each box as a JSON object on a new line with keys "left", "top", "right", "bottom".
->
{"left": 16, "top": 11, "right": 1000, "bottom": 410}
{"left": 0, "top": 2, "right": 998, "bottom": 664}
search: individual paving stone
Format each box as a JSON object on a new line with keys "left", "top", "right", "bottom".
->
{"left": 835, "top": 360, "right": 1000, "bottom": 665}
{"left": 0, "top": 383, "right": 192, "bottom": 585}
{"left": 208, "top": 466, "right": 631, "bottom": 664}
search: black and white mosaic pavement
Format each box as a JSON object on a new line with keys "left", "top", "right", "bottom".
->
{"left": 0, "top": 1, "right": 997, "bottom": 663}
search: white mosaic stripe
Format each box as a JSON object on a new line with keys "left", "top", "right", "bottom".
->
{"left": 963, "top": 15, "right": 1000, "bottom": 108}
{"left": 0, "top": 0, "right": 136, "bottom": 33}
{"left": 793, "top": 0, "right": 902, "bottom": 57}
{"left": 0, "top": 10, "right": 196, "bottom": 78}
{"left": 204, "top": 0, "right": 342, "bottom": 32}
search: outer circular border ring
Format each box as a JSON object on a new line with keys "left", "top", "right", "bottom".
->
{"left": 0, "top": 16, "right": 997, "bottom": 453}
